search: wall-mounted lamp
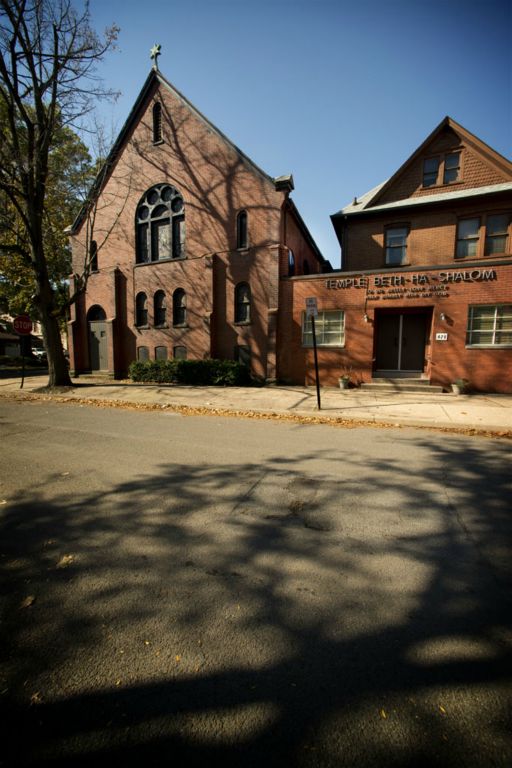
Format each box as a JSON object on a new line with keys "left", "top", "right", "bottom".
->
{"left": 440, "top": 312, "right": 446, "bottom": 322}
{"left": 363, "top": 313, "right": 369, "bottom": 323}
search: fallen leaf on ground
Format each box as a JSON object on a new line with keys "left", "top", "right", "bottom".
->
{"left": 30, "top": 691, "right": 43, "bottom": 705}
{"left": 20, "top": 595, "right": 36, "bottom": 609}
{"left": 380, "top": 709, "right": 387, "bottom": 719}
{"left": 56, "top": 554, "right": 74, "bottom": 568}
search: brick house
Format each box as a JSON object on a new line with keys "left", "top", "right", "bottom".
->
{"left": 278, "top": 117, "right": 512, "bottom": 393}
{"left": 68, "top": 68, "right": 328, "bottom": 380}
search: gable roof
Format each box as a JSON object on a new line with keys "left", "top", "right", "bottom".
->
{"left": 332, "top": 116, "right": 512, "bottom": 220}
{"left": 69, "top": 69, "right": 290, "bottom": 234}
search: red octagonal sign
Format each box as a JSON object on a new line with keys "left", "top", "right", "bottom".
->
{"left": 13, "top": 314, "right": 33, "bottom": 335}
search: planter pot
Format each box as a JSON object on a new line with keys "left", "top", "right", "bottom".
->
{"left": 451, "top": 383, "right": 463, "bottom": 394}
{"left": 339, "top": 378, "right": 350, "bottom": 390}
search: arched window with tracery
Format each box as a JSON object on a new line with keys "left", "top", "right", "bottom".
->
{"left": 154, "top": 290, "right": 166, "bottom": 326}
{"left": 173, "top": 288, "right": 187, "bottom": 326}
{"left": 235, "top": 282, "right": 251, "bottom": 323}
{"left": 136, "top": 184, "right": 185, "bottom": 263}
{"left": 135, "top": 292, "right": 148, "bottom": 327}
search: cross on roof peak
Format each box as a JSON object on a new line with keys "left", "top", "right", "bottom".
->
{"left": 150, "top": 44, "right": 161, "bottom": 70}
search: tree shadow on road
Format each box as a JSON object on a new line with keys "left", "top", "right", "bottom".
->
{"left": 1, "top": 433, "right": 511, "bottom": 767}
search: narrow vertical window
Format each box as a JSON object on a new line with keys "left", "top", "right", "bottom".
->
{"left": 89, "top": 240, "right": 98, "bottom": 272}
{"left": 288, "top": 249, "right": 295, "bottom": 276}
{"left": 173, "top": 289, "right": 187, "bottom": 326}
{"left": 303, "top": 259, "right": 310, "bottom": 275}
{"left": 236, "top": 210, "right": 248, "bottom": 249}
{"left": 235, "top": 282, "right": 251, "bottom": 323}
{"left": 154, "top": 290, "right": 166, "bottom": 326}
{"left": 172, "top": 215, "right": 185, "bottom": 258}
{"left": 152, "top": 102, "right": 162, "bottom": 143}
{"left": 135, "top": 292, "right": 148, "bottom": 327}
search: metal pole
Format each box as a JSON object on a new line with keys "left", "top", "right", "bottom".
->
{"left": 20, "top": 335, "right": 25, "bottom": 389}
{"left": 311, "top": 315, "right": 321, "bottom": 410}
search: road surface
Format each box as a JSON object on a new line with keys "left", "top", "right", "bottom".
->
{"left": 0, "top": 399, "right": 511, "bottom": 766}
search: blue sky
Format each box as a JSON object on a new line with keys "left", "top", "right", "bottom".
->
{"left": 90, "top": 0, "right": 511, "bottom": 268}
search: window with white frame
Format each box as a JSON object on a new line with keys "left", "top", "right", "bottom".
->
{"left": 302, "top": 310, "right": 345, "bottom": 347}
{"left": 385, "top": 226, "right": 409, "bottom": 265}
{"left": 466, "top": 305, "right": 512, "bottom": 347}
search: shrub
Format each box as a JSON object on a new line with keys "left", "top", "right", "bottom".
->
{"left": 128, "top": 358, "right": 252, "bottom": 386}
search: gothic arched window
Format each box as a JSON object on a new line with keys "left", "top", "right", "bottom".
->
{"left": 152, "top": 102, "right": 162, "bottom": 143}
{"left": 135, "top": 292, "right": 148, "bottom": 327}
{"left": 154, "top": 290, "right": 166, "bottom": 326}
{"left": 235, "top": 282, "right": 251, "bottom": 323}
{"left": 236, "top": 210, "right": 248, "bottom": 249}
{"left": 173, "top": 288, "right": 187, "bottom": 326}
{"left": 136, "top": 184, "right": 185, "bottom": 263}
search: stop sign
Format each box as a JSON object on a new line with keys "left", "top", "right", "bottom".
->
{"left": 13, "top": 314, "right": 32, "bottom": 335}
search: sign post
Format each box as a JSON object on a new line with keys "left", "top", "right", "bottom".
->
{"left": 305, "top": 298, "right": 321, "bottom": 410}
{"left": 13, "top": 315, "right": 32, "bottom": 390}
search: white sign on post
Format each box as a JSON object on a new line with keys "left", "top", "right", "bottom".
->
{"left": 305, "top": 297, "right": 318, "bottom": 317}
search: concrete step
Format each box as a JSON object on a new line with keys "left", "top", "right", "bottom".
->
{"left": 360, "top": 379, "right": 444, "bottom": 394}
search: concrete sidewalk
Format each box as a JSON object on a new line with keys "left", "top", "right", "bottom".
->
{"left": 1, "top": 372, "right": 512, "bottom": 435}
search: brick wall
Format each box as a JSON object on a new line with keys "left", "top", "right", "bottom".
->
{"left": 343, "top": 196, "right": 512, "bottom": 272}
{"left": 374, "top": 126, "right": 507, "bottom": 206}
{"left": 69, "top": 77, "right": 316, "bottom": 378}
{"left": 278, "top": 264, "right": 512, "bottom": 393}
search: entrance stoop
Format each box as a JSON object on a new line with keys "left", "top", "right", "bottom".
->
{"left": 360, "top": 377, "right": 444, "bottom": 394}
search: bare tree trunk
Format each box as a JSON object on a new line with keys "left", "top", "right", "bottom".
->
{"left": 34, "top": 257, "right": 72, "bottom": 387}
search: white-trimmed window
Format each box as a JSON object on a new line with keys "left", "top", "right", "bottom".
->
{"left": 456, "top": 218, "right": 480, "bottom": 258}
{"left": 422, "top": 151, "right": 461, "bottom": 187}
{"left": 302, "top": 310, "right": 345, "bottom": 347}
{"left": 485, "top": 214, "right": 510, "bottom": 255}
{"left": 385, "top": 226, "right": 409, "bottom": 265}
{"left": 466, "top": 305, "right": 512, "bottom": 347}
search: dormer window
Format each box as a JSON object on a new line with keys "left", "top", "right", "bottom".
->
{"left": 152, "top": 102, "right": 162, "bottom": 143}
{"left": 422, "top": 151, "right": 461, "bottom": 187}
{"left": 422, "top": 157, "right": 440, "bottom": 187}
{"left": 443, "top": 152, "right": 461, "bottom": 184}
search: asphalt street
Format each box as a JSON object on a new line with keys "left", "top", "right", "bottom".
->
{"left": 0, "top": 399, "right": 511, "bottom": 767}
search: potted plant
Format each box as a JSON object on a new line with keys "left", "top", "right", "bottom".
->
{"left": 451, "top": 378, "right": 469, "bottom": 395}
{"left": 339, "top": 367, "right": 352, "bottom": 390}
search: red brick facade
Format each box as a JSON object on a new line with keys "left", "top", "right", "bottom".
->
{"left": 69, "top": 92, "right": 511, "bottom": 394}
{"left": 278, "top": 118, "right": 512, "bottom": 393}
{"left": 68, "top": 70, "right": 326, "bottom": 379}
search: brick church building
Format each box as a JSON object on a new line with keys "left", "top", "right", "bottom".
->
{"left": 69, "top": 67, "right": 512, "bottom": 393}
{"left": 68, "top": 66, "right": 328, "bottom": 382}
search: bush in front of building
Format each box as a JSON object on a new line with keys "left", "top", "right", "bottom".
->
{"left": 128, "top": 358, "right": 252, "bottom": 386}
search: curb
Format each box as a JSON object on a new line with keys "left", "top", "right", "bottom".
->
{"left": 1, "top": 388, "right": 511, "bottom": 439}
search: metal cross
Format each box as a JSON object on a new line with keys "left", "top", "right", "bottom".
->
{"left": 150, "top": 44, "right": 161, "bottom": 70}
